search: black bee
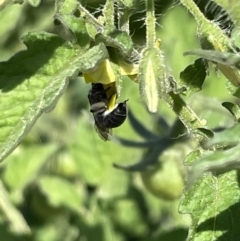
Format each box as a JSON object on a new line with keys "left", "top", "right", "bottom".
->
{"left": 88, "top": 83, "right": 128, "bottom": 141}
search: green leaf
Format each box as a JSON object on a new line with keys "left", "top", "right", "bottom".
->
{"left": 54, "top": 15, "right": 90, "bottom": 45}
{"left": 0, "top": 31, "right": 108, "bottom": 162}
{"left": 179, "top": 58, "right": 207, "bottom": 94}
{"left": 185, "top": 145, "right": 240, "bottom": 188}
{"left": 184, "top": 49, "right": 240, "bottom": 87}
{"left": 222, "top": 101, "right": 240, "bottom": 121}
{"left": 225, "top": 81, "right": 240, "bottom": 98}
{"left": 193, "top": 128, "right": 214, "bottom": 140}
{"left": 184, "top": 49, "right": 240, "bottom": 69}
{"left": 38, "top": 176, "right": 84, "bottom": 213}
{"left": 204, "top": 124, "right": 240, "bottom": 149}
{"left": 180, "top": 170, "right": 240, "bottom": 241}
{"left": 95, "top": 29, "right": 134, "bottom": 59}
{"left": 55, "top": 0, "right": 78, "bottom": 15}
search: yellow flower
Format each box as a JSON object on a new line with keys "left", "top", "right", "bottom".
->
{"left": 83, "top": 58, "right": 139, "bottom": 109}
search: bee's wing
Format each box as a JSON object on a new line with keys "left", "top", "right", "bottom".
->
{"left": 94, "top": 122, "right": 112, "bottom": 141}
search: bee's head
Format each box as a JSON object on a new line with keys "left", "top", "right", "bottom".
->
{"left": 88, "top": 84, "right": 111, "bottom": 105}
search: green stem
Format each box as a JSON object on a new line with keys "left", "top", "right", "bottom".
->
{"left": 78, "top": 3, "right": 103, "bottom": 32}
{"left": 118, "top": 9, "right": 131, "bottom": 34}
{"left": 103, "top": 0, "right": 115, "bottom": 31}
{"left": 180, "top": 0, "right": 208, "bottom": 26}
{"left": 163, "top": 92, "right": 208, "bottom": 142}
{"left": 145, "top": 0, "right": 156, "bottom": 48}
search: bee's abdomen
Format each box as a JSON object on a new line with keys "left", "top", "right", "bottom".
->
{"left": 102, "top": 101, "right": 128, "bottom": 128}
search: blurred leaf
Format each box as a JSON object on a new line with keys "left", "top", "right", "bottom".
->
{"left": 34, "top": 216, "right": 79, "bottom": 241}
{"left": 3, "top": 144, "right": 58, "bottom": 199}
{"left": 70, "top": 115, "right": 110, "bottom": 185}
{"left": 0, "top": 181, "right": 30, "bottom": 235}
{"left": 38, "top": 176, "right": 84, "bottom": 213}
{"left": 0, "top": 2, "right": 55, "bottom": 61}
{"left": 0, "top": 222, "right": 23, "bottom": 241}
{"left": 0, "top": 5, "right": 23, "bottom": 50}
{"left": 159, "top": 6, "right": 197, "bottom": 78}
{"left": 153, "top": 228, "right": 188, "bottom": 241}
{"left": 110, "top": 198, "right": 149, "bottom": 237}
{"left": 98, "top": 168, "right": 130, "bottom": 199}
{"left": 27, "top": 0, "right": 41, "bottom": 7}
{"left": 0, "top": 31, "right": 108, "bottom": 162}
{"left": 76, "top": 198, "right": 125, "bottom": 241}
{"left": 180, "top": 58, "right": 207, "bottom": 94}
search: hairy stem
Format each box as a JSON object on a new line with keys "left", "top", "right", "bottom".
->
{"left": 78, "top": 3, "right": 103, "bottom": 32}
{"left": 163, "top": 92, "right": 207, "bottom": 142}
{"left": 145, "top": 0, "right": 156, "bottom": 48}
{"left": 103, "top": 0, "right": 115, "bottom": 30}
